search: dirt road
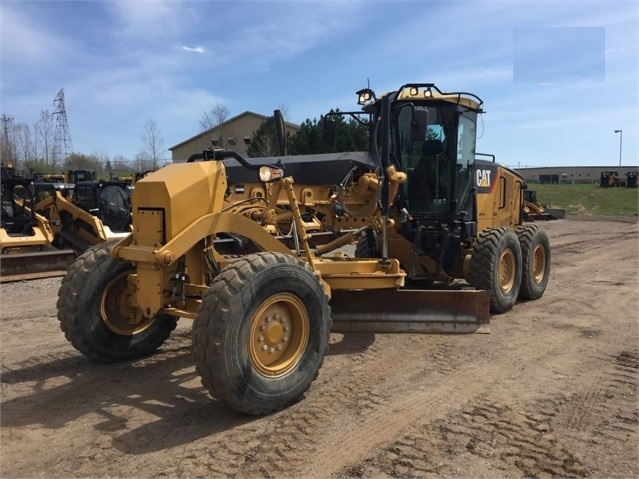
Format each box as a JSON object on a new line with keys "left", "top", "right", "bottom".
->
{"left": 1, "top": 218, "right": 637, "bottom": 478}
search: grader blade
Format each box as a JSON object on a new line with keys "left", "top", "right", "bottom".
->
{"left": 0, "top": 250, "right": 77, "bottom": 283}
{"left": 329, "top": 289, "right": 491, "bottom": 334}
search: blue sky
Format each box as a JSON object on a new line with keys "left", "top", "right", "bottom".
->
{"left": 1, "top": 0, "right": 637, "bottom": 168}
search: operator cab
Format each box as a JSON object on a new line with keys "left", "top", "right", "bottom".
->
{"left": 378, "top": 84, "right": 484, "bottom": 278}
{"left": 72, "top": 181, "right": 132, "bottom": 233}
{"left": 1, "top": 178, "right": 36, "bottom": 236}
{"left": 391, "top": 86, "right": 481, "bottom": 224}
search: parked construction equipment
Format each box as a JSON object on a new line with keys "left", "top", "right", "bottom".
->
{"left": 523, "top": 190, "right": 560, "bottom": 221}
{"left": 1, "top": 178, "right": 130, "bottom": 282}
{"left": 57, "top": 83, "right": 551, "bottom": 415}
{"left": 600, "top": 170, "right": 624, "bottom": 187}
{"left": 0, "top": 176, "right": 75, "bottom": 281}
{"left": 34, "top": 183, "right": 130, "bottom": 252}
{"left": 32, "top": 169, "right": 96, "bottom": 185}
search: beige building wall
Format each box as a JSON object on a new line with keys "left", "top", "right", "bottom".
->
{"left": 169, "top": 111, "right": 299, "bottom": 163}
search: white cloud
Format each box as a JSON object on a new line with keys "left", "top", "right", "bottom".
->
{"left": 106, "top": 0, "right": 185, "bottom": 34}
{"left": 180, "top": 46, "right": 205, "bottom": 54}
{"left": 199, "top": 2, "right": 366, "bottom": 71}
{"left": 0, "top": 4, "right": 68, "bottom": 65}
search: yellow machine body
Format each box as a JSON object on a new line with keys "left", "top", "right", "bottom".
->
{"left": 56, "top": 83, "right": 551, "bottom": 416}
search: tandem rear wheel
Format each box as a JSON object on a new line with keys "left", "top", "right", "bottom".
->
{"left": 516, "top": 224, "right": 551, "bottom": 300}
{"left": 470, "top": 227, "right": 523, "bottom": 313}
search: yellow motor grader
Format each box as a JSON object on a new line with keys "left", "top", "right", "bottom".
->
{"left": 57, "top": 83, "right": 551, "bottom": 415}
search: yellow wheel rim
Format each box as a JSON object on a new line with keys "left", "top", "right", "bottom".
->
{"left": 249, "top": 293, "right": 309, "bottom": 377}
{"left": 531, "top": 243, "right": 547, "bottom": 284}
{"left": 498, "top": 248, "right": 516, "bottom": 294}
{"left": 101, "top": 271, "right": 152, "bottom": 336}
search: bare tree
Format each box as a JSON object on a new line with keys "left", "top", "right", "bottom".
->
{"left": 35, "top": 110, "right": 56, "bottom": 170}
{"left": 111, "top": 155, "right": 131, "bottom": 172}
{"left": 277, "top": 103, "right": 289, "bottom": 121}
{"left": 138, "top": 119, "right": 165, "bottom": 169}
{"left": 200, "top": 103, "right": 231, "bottom": 149}
{"left": 14, "top": 123, "right": 38, "bottom": 166}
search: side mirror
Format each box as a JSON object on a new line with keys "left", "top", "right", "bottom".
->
{"left": 410, "top": 109, "right": 429, "bottom": 141}
{"left": 321, "top": 118, "right": 336, "bottom": 148}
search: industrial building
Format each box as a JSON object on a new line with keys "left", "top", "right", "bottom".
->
{"left": 515, "top": 166, "right": 639, "bottom": 184}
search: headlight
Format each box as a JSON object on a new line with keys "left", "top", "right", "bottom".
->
{"left": 259, "top": 166, "right": 284, "bottom": 182}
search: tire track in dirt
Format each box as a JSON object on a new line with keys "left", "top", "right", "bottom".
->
{"left": 318, "top": 305, "right": 636, "bottom": 476}
{"left": 303, "top": 331, "right": 571, "bottom": 478}
{"left": 337, "top": 399, "right": 590, "bottom": 479}
{"left": 158, "top": 334, "right": 468, "bottom": 478}
{"left": 217, "top": 335, "right": 447, "bottom": 478}
{"left": 546, "top": 349, "right": 639, "bottom": 477}
{"left": 330, "top": 343, "right": 636, "bottom": 478}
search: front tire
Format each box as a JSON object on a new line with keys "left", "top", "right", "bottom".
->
{"left": 193, "top": 252, "right": 331, "bottom": 415}
{"left": 470, "top": 227, "right": 522, "bottom": 313}
{"left": 56, "top": 241, "right": 177, "bottom": 362}
{"left": 516, "top": 224, "right": 551, "bottom": 300}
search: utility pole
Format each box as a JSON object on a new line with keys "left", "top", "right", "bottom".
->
{"left": 614, "top": 129, "right": 622, "bottom": 167}
{"left": 1, "top": 114, "right": 15, "bottom": 165}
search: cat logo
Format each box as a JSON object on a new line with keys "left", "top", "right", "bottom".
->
{"left": 476, "top": 169, "right": 492, "bottom": 188}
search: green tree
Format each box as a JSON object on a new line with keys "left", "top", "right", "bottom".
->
{"left": 287, "top": 118, "right": 323, "bottom": 155}
{"left": 288, "top": 109, "right": 368, "bottom": 155}
{"left": 246, "top": 116, "right": 290, "bottom": 158}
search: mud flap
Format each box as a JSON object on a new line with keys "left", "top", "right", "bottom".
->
{"left": 0, "top": 250, "right": 77, "bottom": 283}
{"left": 330, "top": 289, "right": 491, "bottom": 334}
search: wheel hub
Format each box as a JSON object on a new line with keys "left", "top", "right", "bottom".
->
{"left": 532, "top": 244, "right": 546, "bottom": 283}
{"left": 101, "top": 271, "right": 152, "bottom": 336}
{"left": 498, "top": 249, "right": 516, "bottom": 294}
{"left": 249, "top": 293, "right": 309, "bottom": 377}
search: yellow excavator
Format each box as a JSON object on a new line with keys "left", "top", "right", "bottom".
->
{"left": 57, "top": 83, "right": 551, "bottom": 415}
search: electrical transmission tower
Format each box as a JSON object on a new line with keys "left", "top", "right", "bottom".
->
{"left": 53, "top": 88, "right": 73, "bottom": 164}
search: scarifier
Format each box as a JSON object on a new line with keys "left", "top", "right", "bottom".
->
{"left": 56, "top": 83, "right": 551, "bottom": 415}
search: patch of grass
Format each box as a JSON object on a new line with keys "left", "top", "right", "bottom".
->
{"left": 528, "top": 183, "right": 639, "bottom": 217}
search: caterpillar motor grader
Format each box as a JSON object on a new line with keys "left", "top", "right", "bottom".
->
{"left": 57, "top": 83, "right": 551, "bottom": 415}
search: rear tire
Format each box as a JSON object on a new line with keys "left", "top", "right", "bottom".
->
{"left": 354, "top": 230, "right": 379, "bottom": 258}
{"left": 193, "top": 252, "right": 331, "bottom": 415}
{"left": 57, "top": 241, "right": 177, "bottom": 362}
{"left": 516, "top": 224, "right": 551, "bottom": 300}
{"left": 470, "top": 227, "right": 522, "bottom": 313}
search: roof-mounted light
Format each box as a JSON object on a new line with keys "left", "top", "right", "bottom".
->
{"left": 259, "top": 166, "right": 284, "bottom": 183}
{"left": 356, "top": 88, "right": 376, "bottom": 106}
